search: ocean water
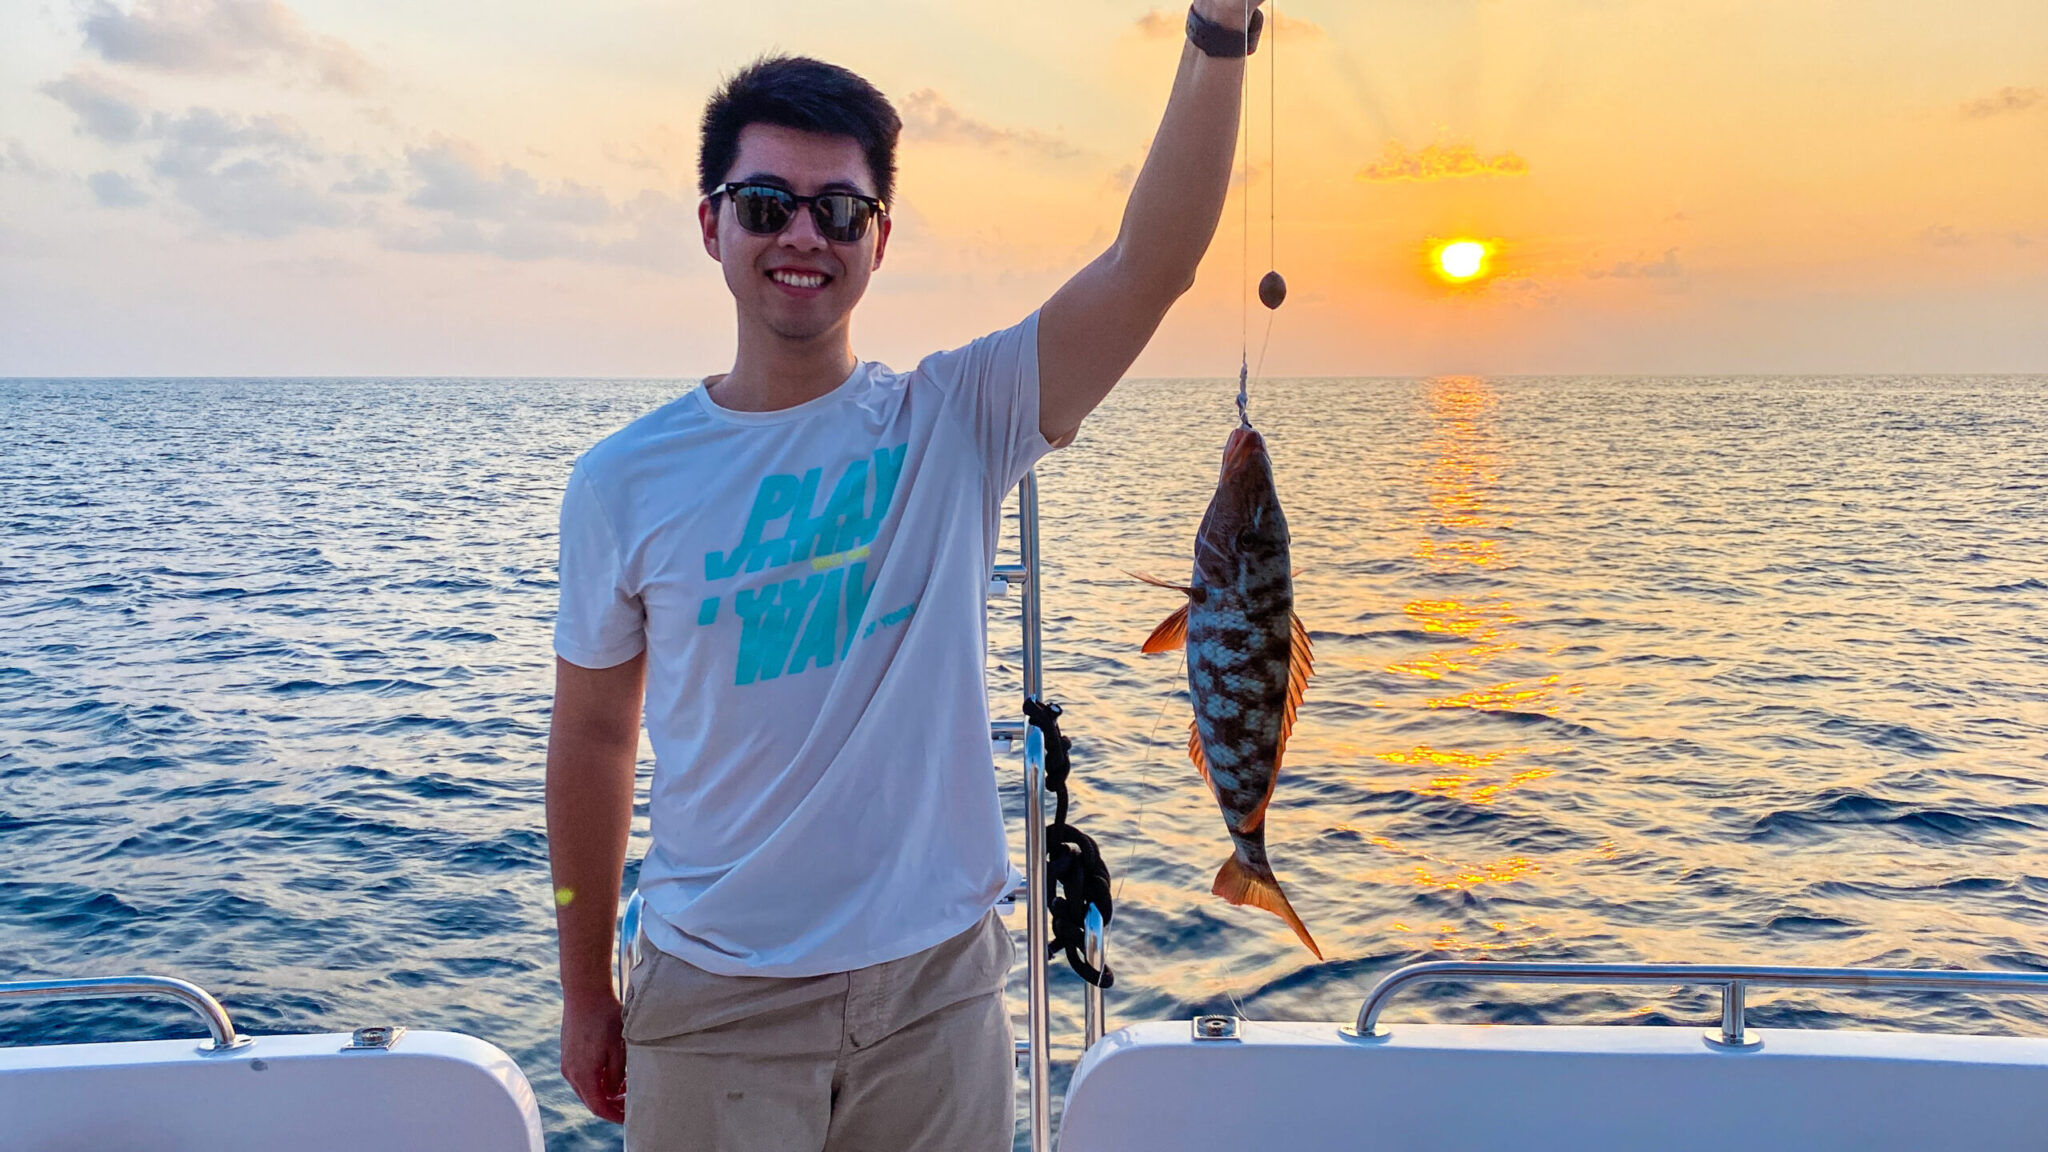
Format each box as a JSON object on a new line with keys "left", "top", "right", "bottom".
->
{"left": 3, "top": 373, "right": 2046, "bottom": 1148}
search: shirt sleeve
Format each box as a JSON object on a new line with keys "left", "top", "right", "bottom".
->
{"left": 553, "top": 464, "right": 646, "bottom": 669}
{"left": 920, "top": 310, "right": 1057, "bottom": 498}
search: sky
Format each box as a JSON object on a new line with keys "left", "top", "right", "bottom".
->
{"left": 2, "top": 0, "right": 2043, "bottom": 378}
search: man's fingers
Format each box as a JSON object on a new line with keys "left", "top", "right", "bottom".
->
{"left": 570, "top": 1067, "right": 626, "bottom": 1125}
{"left": 597, "top": 1036, "right": 629, "bottom": 1124}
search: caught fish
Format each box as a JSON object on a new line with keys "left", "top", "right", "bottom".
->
{"left": 1139, "top": 425, "right": 1320, "bottom": 959}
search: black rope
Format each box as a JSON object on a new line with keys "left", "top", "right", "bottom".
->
{"left": 1024, "top": 698, "right": 1114, "bottom": 989}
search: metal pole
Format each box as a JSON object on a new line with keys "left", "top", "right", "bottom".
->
{"left": 1016, "top": 470, "right": 1052, "bottom": 1152}
{"left": 1083, "top": 904, "right": 1106, "bottom": 1050}
{"left": 1018, "top": 471, "right": 1043, "bottom": 702}
{"left": 1721, "top": 981, "right": 1747, "bottom": 1047}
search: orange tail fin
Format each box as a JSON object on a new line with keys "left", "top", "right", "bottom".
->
{"left": 1212, "top": 854, "right": 1323, "bottom": 960}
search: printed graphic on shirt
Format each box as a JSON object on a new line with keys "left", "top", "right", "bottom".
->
{"left": 697, "top": 443, "right": 913, "bottom": 685}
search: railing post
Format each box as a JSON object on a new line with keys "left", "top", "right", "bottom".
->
{"left": 1718, "top": 980, "right": 1749, "bottom": 1048}
{"left": 1016, "top": 471, "right": 1052, "bottom": 1152}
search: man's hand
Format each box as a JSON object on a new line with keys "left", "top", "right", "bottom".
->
{"left": 561, "top": 994, "right": 628, "bottom": 1124}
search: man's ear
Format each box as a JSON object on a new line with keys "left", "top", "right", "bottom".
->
{"left": 870, "top": 215, "right": 891, "bottom": 271}
{"left": 699, "top": 198, "right": 720, "bottom": 261}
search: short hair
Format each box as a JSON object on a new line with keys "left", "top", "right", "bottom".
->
{"left": 699, "top": 55, "right": 902, "bottom": 208}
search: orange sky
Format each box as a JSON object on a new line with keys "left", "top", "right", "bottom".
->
{"left": 3, "top": 0, "right": 2043, "bottom": 376}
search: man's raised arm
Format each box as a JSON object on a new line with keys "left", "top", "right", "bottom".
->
{"left": 1037, "top": 0, "right": 1264, "bottom": 446}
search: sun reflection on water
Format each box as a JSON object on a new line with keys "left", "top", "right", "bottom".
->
{"left": 1348, "top": 375, "right": 1589, "bottom": 948}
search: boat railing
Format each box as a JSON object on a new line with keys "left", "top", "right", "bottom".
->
{"left": 0, "top": 974, "right": 252, "bottom": 1053}
{"left": 1346, "top": 960, "right": 2048, "bottom": 1048}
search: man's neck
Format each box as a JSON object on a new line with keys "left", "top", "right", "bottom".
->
{"left": 706, "top": 316, "right": 859, "bottom": 413}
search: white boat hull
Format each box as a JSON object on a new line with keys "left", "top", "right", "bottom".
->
{"left": 0, "top": 1030, "right": 544, "bottom": 1152}
{"left": 1059, "top": 1020, "right": 2048, "bottom": 1151}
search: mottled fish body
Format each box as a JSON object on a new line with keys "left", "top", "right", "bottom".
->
{"left": 1141, "top": 426, "right": 1320, "bottom": 958}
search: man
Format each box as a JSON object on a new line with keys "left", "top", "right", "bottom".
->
{"left": 548, "top": 3, "right": 1267, "bottom": 1147}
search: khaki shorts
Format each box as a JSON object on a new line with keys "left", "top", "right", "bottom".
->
{"left": 621, "top": 910, "right": 1016, "bottom": 1152}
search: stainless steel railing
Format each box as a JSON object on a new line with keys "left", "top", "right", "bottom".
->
{"left": 0, "top": 975, "right": 252, "bottom": 1053}
{"left": 616, "top": 889, "right": 645, "bottom": 1003}
{"left": 1016, "top": 470, "right": 1054, "bottom": 1152}
{"left": 1346, "top": 960, "right": 2048, "bottom": 1048}
{"left": 1010, "top": 469, "right": 1113, "bottom": 1150}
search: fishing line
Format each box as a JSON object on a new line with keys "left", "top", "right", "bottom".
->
{"left": 1237, "top": 0, "right": 1284, "bottom": 424}
{"left": 1253, "top": 0, "right": 1279, "bottom": 385}
{"left": 1236, "top": 0, "right": 1253, "bottom": 428}
{"left": 1115, "top": 647, "right": 1188, "bottom": 907}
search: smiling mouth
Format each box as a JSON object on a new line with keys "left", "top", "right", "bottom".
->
{"left": 769, "top": 269, "right": 830, "bottom": 290}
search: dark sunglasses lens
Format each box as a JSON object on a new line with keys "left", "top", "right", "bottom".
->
{"left": 813, "top": 194, "right": 873, "bottom": 242}
{"left": 731, "top": 187, "right": 796, "bottom": 234}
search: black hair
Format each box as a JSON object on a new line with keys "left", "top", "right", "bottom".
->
{"left": 699, "top": 55, "right": 902, "bottom": 208}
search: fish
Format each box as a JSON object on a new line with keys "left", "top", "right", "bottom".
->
{"left": 1139, "top": 424, "right": 1321, "bottom": 959}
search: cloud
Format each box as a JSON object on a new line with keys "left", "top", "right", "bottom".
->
{"left": 1357, "top": 141, "right": 1528, "bottom": 182}
{"left": 40, "top": 70, "right": 149, "bottom": 142}
{"left": 1961, "top": 86, "right": 2041, "bottom": 119}
{"left": 1588, "top": 248, "right": 1683, "bottom": 279}
{"left": 405, "top": 139, "right": 608, "bottom": 223}
{"left": 150, "top": 107, "right": 319, "bottom": 177}
{"left": 81, "top": 0, "right": 373, "bottom": 92}
{"left": 1, "top": 140, "right": 57, "bottom": 179}
{"left": 383, "top": 139, "right": 613, "bottom": 260}
{"left": 141, "top": 108, "right": 344, "bottom": 235}
{"left": 331, "top": 168, "right": 392, "bottom": 195}
{"left": 1134, "top": 8, "right": 1323, "bottom": 37}
{"left": 88, "top": 170, "right": 150, "bottom": 207}
{"left": 1920, "top": 224, "right": 1968, "bottom": 248}
{"left": 899, "top": 90, "right": 1079, "bottom": 160}
{"left": 175, "top": 156, "right": 350, "bottom": 235}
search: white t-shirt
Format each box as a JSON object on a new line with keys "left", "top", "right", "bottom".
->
{"left": 554, "top": 314, "right": 1053, "bottom": 978}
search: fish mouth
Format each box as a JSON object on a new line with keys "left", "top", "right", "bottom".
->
{"left": 1222, "top": 426, "right": 1267, "bottom": 477}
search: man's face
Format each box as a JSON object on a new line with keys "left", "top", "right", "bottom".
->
{"left": 699, "top": 123, "right": 891, "bottom": 344}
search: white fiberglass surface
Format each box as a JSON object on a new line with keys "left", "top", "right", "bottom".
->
{"left": 0, "top": 1030, "right": 543, "bottom": 1152}
{"left": 1057, "top": 1021, "right": 2048, "bottom": 1152}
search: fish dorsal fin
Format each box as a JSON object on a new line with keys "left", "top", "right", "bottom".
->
{"left": 1142, "top": 602, "right": 1190, "bottom": 653}
{"left": 1238, "top": 611, "right": 1315, "bottom": 835}
{"left": 1279, "top": 611, "right": 1314, "bottom": 765}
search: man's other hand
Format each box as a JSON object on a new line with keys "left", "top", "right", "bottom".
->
{"left": 562, "top": 994, "right": 628, "bottom": 1123}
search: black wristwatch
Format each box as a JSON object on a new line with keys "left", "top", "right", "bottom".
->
{"left": 1186, "top": 4, "right": 1264, "bottom": 58}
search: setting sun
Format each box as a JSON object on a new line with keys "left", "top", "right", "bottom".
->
{"left": 1436, "top": 240, "right": 1491, "bottom": 282}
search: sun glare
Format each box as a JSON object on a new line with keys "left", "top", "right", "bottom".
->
{"left": 1436, "top": 240, "right": 1490, "bottom": 282}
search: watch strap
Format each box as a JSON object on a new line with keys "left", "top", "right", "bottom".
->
{"left": 1186, "top": 5, "right": 1264, "bottom": 58}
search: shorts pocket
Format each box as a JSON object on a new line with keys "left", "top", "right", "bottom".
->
{"left": 621, "top": 933, "right": 659, "bottom": 1023}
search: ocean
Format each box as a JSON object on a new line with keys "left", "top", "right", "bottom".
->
{"left": 3, "top": 373, "right": 2045, "bottom": 1149}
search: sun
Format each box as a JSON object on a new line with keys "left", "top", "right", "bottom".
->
{"left": 1434, "top": 240, "right": 1491, "bottom": 283}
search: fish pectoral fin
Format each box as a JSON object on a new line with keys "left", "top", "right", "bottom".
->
{"left": 1129, "top": 570, "right": 1196, "bottom": 595}
{"left": 1186, "top": 721, "right": 1214, "bottom": 791}
{"left": 1212, "top": 854, "right": 1323, "bottom": 960}
{"left": 1142, "top": 603, "right": 1191, "bottom": 653}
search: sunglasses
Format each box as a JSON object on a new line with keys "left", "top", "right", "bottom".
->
{"left": 709, "top": 181, "right": 887, "bottom": 244}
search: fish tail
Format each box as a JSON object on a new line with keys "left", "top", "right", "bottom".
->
{"left": 1212, "top": 854, "right": 1323, "bottom": 960}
